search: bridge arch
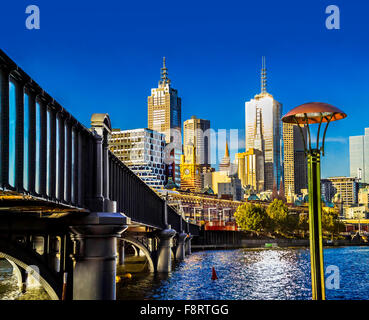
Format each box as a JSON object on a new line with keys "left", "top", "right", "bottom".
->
{"left": 6, "top": 259, "right": 23, "bottom": 291}
{"left": 120, "top": 236, "right": 155, "bottom": 273}
{"left": 0, "top": 239, "right": 60, "bottom": 300}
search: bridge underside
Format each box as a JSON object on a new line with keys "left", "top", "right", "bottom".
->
{"left": 0, "top": 190, "right": 86, "bottom": 217}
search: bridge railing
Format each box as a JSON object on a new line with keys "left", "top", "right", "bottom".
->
{"left": 167, "top": 205, "right": 182, "bottom": 232}
{"left": 108, "top": 150, "right": 165, "bottom": 229}
{"left": 188, "top": 222, "right": 200, "bottom": 236}
{"left": 0, "top": 49, "right": 200, "bottom": 235}
{"left": 0, "top": 49, "right": 97, "bottom": 209}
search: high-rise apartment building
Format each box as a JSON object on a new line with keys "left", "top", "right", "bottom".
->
{"left": 245, "top": 57, "right": 282, "bottom": 191}
{"left": 283, "top": 122, "right": 308, "bottom": 200}
{"left": 349, "top": 128, "right": 369, "bottom": 184}
{"left": 148, "top": 57, "right": 182, "bottom": 184}
{"left": 109, "top": 128, "right": 166, "bottom": 190}
{"left": 326, "top": 176, "right": 358, "bottom": 206}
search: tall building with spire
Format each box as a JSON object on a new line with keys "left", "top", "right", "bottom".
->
{"left": 148, "top": 57, "right": 182, "bottom": 184}
{"left": 245, "top": 57, "right": 282, "bottom": 191}
{"left": 203, "top": 141, "right": 243, "bottom": 200}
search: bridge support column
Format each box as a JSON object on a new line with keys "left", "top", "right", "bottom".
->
{"left": 157, "top": 227, "right": 176, "bottom": 273}
{"left": 49, "top": 236, "right": 60, "bottom": 273}
{"left": 118, "top": 240, "right": 125, "bottom": 266}
{"left": 185, "top": 234, "right": 193, "bottom": 256}
{"left": 175, "top": 232, "right": 187, "bottom": 261}
{"left": 69, "top": 212, "right": 128, "bottom": 300}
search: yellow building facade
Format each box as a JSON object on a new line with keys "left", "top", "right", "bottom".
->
{"left": 180, "top": 144, "right": 202, "bottom": 192}
{"left": 236, "top": 148, "right": 263, "bottom": 192}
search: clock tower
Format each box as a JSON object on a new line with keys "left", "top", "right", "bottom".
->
{"left": 180, "top": 142, "right": 202, "bottom": 192}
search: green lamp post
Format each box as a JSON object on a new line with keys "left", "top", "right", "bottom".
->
{"left": 282, "top": 102, "right": 347, "bottom": 300}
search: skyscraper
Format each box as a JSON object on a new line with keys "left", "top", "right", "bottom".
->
{"left": 183, "top": 116, "right": 211, "bottom": 168}
{"left": 349, "top": 128, "right": 369, "bottom": 184}
{"left": 148, "top": 57, "right": 182, "bottom": 184}
{"left": 245, "top": 57, "right": 282, "bottom": 191}
{"left": 282, "top": 122, "right": 308, "bottom": 200}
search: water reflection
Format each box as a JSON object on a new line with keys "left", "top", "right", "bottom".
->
{"left": 0, "top": 258, "right": 50, "bottom": 300}
{"left": 2, "top": 247, "right": 369, "bottom": 300}
{"left": 118, "top": 247, "right": 369, "bottom": 300}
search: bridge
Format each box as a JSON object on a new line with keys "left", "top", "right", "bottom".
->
{"left": 0, "top": 49, "right": 200, "bottom": 300}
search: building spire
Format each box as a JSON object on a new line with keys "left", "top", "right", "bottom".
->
{"left": 224, "top": 140, "right": 230, "bottom": 158}
{"left": 261, "top": 56, "right": 267, "bottom": 93}
{"left": 219, "top": 140, "right": 231, "bottom": 172}
{"left": 160, "top": 56, "right": 170, "bottom": 85}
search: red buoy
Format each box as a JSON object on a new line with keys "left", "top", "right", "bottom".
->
{"left": 211, "top": 267, "right": 218, "bottom": 280}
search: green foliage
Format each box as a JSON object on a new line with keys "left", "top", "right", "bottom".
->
{"left": 234, "top": 203, "right": 269, "bottom": 234}
{"left": 234, "top": 199, "right": 346, "bottom": 239}
{"left": 266, "top": 199, "right": 290, "bottom": 234}
{"left": 298, "top": 213, "right": 309, "bottom": 237}
{"left": 322, "top": 209, "right": 345, "bottom": 240}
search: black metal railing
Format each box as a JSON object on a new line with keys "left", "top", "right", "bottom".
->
{"left": 0, "top": 48, "right": 199, "bottom": 235}
{"left": 0, "top": 50, "right": 94, "bottom": 209}
{"left": 108, "top": 151, "right": 164, "bottom": 229}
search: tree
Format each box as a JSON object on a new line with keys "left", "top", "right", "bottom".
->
{"left": 272, "top": 180, "right": 278, "bottom": 201}
{"left": 234, "top": 203, "right": 269, "bottom": 235}
{"left": 278, "top": 179, "right": 287, "bottom": 203}
{"left": 298, "top": 213, "right": 309, "bottom": 238}
{"left": 266, "top": 199, "right": 289, "bottom": 235}
{"left": 322, "top": 209, "right": 345, "bottom": 240}
{"left": 286, "top": 213, "right": 299, "bottom": 235}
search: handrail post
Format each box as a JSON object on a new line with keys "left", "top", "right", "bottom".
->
{"left": 90, "top": 113, "right": 116, "bottom": 212}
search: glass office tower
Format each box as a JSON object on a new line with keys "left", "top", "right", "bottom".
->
{"left": 349, "top": 128, "right": 369, "bottom": 184}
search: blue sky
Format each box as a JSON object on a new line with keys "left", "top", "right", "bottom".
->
{"left": 1, "top": 0, "right": 368, "bottom": 178}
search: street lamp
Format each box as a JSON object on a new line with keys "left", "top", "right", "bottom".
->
{"left": 282, "top": 102, "right": 347, "bottom": 300}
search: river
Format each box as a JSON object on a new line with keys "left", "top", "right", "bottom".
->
{"left": 117, "top": 246, "right": 369, "bottom": 300}
{"left": 1, "top": 246, "right": 369, "bottom": 300}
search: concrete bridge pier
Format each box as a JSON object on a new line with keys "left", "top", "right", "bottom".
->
{"left": 118, "top": 240, "right": 125, "bottom": 266}
{"left": 48, "top": 236, "right": 60, "bottom": 273}
{"left": 185, "top": 233, "right": 193, "bottom": 256}
{"left": 157, "top": 227, "right": 176, "bottom": 273}
{"left": 69, "top": 212, "right": 128, "bottom": 300}
{"left": 175, "top": 232, "right": 187, "bottom": 261}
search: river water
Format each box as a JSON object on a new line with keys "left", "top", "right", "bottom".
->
{"left": 117, "top": 246, "right": 369, "bottom": 300}
{"left": 1, "top": 246, "right": 369, "bottom": 300}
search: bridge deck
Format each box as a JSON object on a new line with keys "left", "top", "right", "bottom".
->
{"left": 0, "top": 190, "right": 86, "bottom": 217}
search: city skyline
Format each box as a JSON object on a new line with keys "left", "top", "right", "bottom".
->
{"left": 1, "top": 0, "right": 368, "bottom": 179}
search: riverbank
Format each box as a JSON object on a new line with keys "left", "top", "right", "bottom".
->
{"left": 192, "top": 238, "right": 369, "bottom": 250}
